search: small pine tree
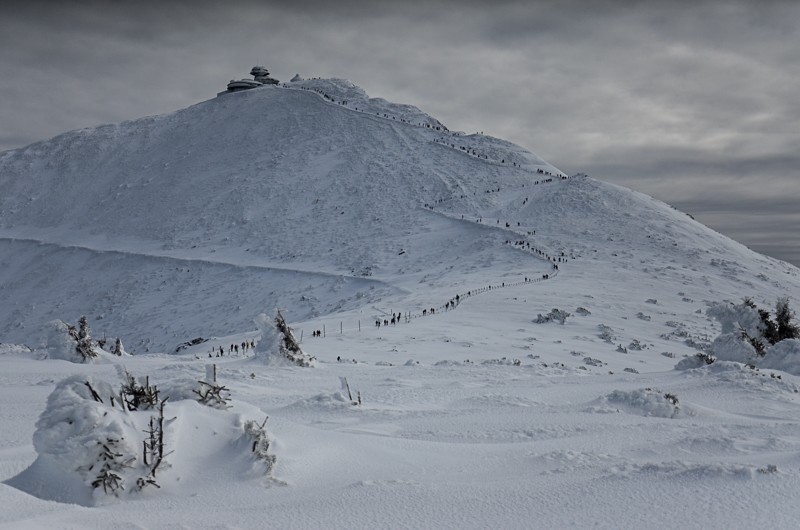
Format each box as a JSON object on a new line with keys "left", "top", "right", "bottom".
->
{"left": 775, "top": 298, "right": 800, "bottom": 342}
{"left": 75, "top": 316, "right": 97, "bottom": 360}
{"left": 758, "top": 309, "right": 779, "bottom": 345}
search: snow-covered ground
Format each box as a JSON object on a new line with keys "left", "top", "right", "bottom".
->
{"left": 2, "top": 78, "right": 800, "bottom": 528}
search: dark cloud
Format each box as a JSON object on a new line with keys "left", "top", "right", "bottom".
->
{"left": 1, "top": 0, "right": 798, "bottom": 265}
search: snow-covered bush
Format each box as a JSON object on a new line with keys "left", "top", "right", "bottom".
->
{"left": 30, "top": 375, "right": 147, "bottom": 503}
{"left": 45, "top": 317, "right": 99, "bottom": 362}
{"left": 112, "top": 338, "right": 127, "bottom": 356}
{"left": 675, "top": 352, "right": 716, "bottom": 370}
{"left": 707, "top": 300, "right": 763, "bottom": 337}
{"left": 44, "top": 317, "right": 129, "bottom": 361}
{"left": 254, "top": 310, "right": 316, "bottom": 367}
{"left": 693, "top": 298, "right": 800, "bottom": 375}
{"left": 242, "top": 418, "right": 276, "bottom": 473}
{"left": 534, "top": 308, "right": 570, "bottom": 325}
{"left": 774, "top": 298, "right": 800, "bottom": 342}
{"left": 13, "top": 369, "right": 276, "bottom": 505}
{"left": 592, "top": 388, "right": 681, "bottom": 418}
{"left": 254, "top": 312, "right": 281, "bottom": 355}
{"left": 628, "top": 339, "right": 643, "bottom": 351}
{"left": 598, "top": 324, "right": 615, "bottom": 343}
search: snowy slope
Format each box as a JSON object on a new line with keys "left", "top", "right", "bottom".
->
{"left": 3, "top": 78, "right": 800, "bottom": 529}
{"left": 0, "top": 79, "right": 565, "bottom": 350}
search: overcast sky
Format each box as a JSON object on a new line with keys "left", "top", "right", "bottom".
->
{"left": 2, "top": 0, "right": 798, "bottom": 266}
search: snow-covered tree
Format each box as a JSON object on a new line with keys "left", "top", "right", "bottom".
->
{"left": 20, "top": 369, "right": 276, "bottom": 505}
{"left": 75, "top": 316, "right": 96, "bottom": 361}
{"left": 112, "top": 338, "right": 126, "bottom": 356}
{"left": 254, "top": 310, "right": 316, "bottom": 367}
{"left": 700, "top": 298, "right": 800, "bottom": 372}
{"left": 775, "top": 298, "right": 799, "bottom": 342}
{"left": 44, "top": 317, "right": 98, "bottom": 363}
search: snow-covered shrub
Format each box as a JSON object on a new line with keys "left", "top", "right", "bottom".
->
{"left": 15, "top": 369, "right": 276, "bottom": 505}
{"left": 628, "top": 339, "right": 643, "bottom": 351}
{"left": 675, "top": 352, "right": 716, "bottom": 370}
{"left": 598, "top": 324, "right": 615, "bottom": 343}
{"left": 193, "top": 378, "right": 231, "bottom": 409}
{"left": 593, "top": 388, "right": 681, "bottom": 418}
{"left": 30, "top": 375, "right": 145, "bottom": 502}
{"left": 112, "top": 338, "right": 127, "bottom": 356}
{"left": 775, "top": 298, "right": 800, "bottom": 342}
{"left": 45, "top": 317, "right": 100, "bottom": 363}
{"left": 242, "top": 418, "right": 276, "bottom": 473}
{"left": 707, "top": 300, "right": 763, "bottom": 337}
{"left": 710, "top": 332, "right": 759, "bottom": 364}
{"left": 535, "top": 308, "right": 570, "bottom": 325}
{"left": 43, "top": 317, "right": 128, "bottom": 361}
{"left": 254, "top": 310, "right": 316, "bottom": 367}
{"left": 254, "top": 312, "right": 281, "bottom": 355}
{"left": 707, "top": 300, "right": 765, "bottom": 363}
{"left": 119, "top": 370, "right": 161, "bottom": 411}
{"left": 695, "top": 298, "right": 800, "bottom": 375}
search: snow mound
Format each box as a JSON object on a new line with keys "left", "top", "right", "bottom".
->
{"left": 677, "top": 361, "right": 800, "bottom": 398}
{"left": 760, "top": 339, "right": 800, "bottom": 375}
{"left": 588, "top": 388, "right": 681, "bottom": 418}
{"left": 5, "top": 373, "right": 275, "bottom": 506}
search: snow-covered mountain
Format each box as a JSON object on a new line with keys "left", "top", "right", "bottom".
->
{"left": 1, "top": 77, "right": 796, "bottom": 352}
{"left": 3, "top": 77, "right": 800, "bottom": 528}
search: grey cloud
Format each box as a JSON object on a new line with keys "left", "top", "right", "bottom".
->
{"left": 1, "top": 0, "right": 798, "bottom": 266}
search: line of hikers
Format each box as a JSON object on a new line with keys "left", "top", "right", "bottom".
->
{"left": 211, "top": 340, "right": 255, "bottom": 357}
